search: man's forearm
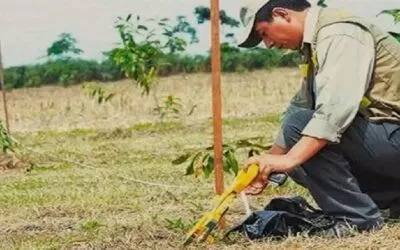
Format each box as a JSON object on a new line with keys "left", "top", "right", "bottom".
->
{"left": 269, "top": 144, "right": 288, "bottom": 155}
{"left": 286, "top": 136, "right": 328, "bottom": 167}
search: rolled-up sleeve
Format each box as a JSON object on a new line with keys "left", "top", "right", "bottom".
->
{"left": 301, "top": 23, "right": 375, "bottom": 143}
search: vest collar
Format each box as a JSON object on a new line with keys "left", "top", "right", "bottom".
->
{"left": 302, "top": 6, "right": 323, "bottom": 50}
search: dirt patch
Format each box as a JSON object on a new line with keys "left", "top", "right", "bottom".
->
{"left": 0, "top": 154, "right": 30, "bottom": 171}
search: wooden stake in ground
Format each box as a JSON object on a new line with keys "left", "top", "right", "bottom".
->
{"left": 0, "top": 41, "right": 10, "bottom": 133}
{"left": 210, "top": 0, "right": 224, "bottom": 196}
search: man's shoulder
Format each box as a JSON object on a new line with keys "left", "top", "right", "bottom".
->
{"left": 316, "top": 9, "right": 375, "bottom": 45}
{"left": 317, "top": 7, "right": 380, "bottom": 34}
{"left": 317, "top": 22, "right": 372, "bottom": 44}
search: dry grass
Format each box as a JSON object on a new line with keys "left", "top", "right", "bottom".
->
{"left": 0, "top": 68, "right": 299, "bottom": 133}
{"left": 0, "top": 68, "right": 399, "bottom": 249}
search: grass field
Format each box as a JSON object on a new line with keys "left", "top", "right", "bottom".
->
{"left": 0, "top": 68, "right": 399, "bottom": 249}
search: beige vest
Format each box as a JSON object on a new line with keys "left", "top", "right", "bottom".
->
{"left": 308, "top": 8, "right": 400, "bottom": 124}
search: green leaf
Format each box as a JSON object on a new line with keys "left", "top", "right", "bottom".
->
{"left": 223, "top": 157, "right": 230, "bottom": 173}
{"left": 205, "top": 157, "right": 214, "bottom": 178}
{"left": 185, "top": 160, "right": 195, "bottom": 176}
{"left": 187, "top": 104, "right": 197, "bottom": 116}
{"left": 235, "top": 139, "right": 253, "bottom": 148}
{"left": 389, "top": 32, "right": 400, "bottom": 42}
{"left": 138, "top": 25, "right": 148, "bottom": 31}
{"left": 172, "top": 153, "right": 192, "bottom": 165}
{"left": 184, "top": 152, "right": 201, "bottom": 176}
{"left": 226, "top": 150, "right": 239, "bottom": 175}
{"left": 203, "top": 155, "right": 214, "bottom": 178}
{"left": 126, "top": 14, "right": 132, "bottom": 21}
{"left": 236, "top": 139, "right": 271, "bottom": 150}
{"left": 205, "top": 144, "right": 234, "bottom": 151}
{"left": 377, "top": 9, "right": 400, "bottom": 24}
{"left": 105, "top": 93, "right": 116, "bottom": 102}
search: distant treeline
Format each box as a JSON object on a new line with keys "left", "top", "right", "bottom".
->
{"left": 4, "top": 44, "right": 300, "bottom": 89}
{"left": 4, "top": 3, "right": 399, "bottom": 90}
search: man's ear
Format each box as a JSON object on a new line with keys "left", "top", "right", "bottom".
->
{"left": 271, "top": 7, "right": 290, "bottom": 22}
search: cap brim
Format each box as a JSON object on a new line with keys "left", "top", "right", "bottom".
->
{"left": 237, "top": 18, "right": 262, "bottom": 48}
{"left": 238, "top": 30, "right": 262, "bottom": 48}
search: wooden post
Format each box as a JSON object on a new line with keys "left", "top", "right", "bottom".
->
{"left": 0, "top": 41, "right": 10, "bottom": 133}
{"left": 210, "top": 0, "right": 224, "bottom": 195}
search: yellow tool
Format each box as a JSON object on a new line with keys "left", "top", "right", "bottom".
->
{"left": 183, "top": 164, "right": 287, "bottom": 246}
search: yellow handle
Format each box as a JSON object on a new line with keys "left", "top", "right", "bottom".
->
{"left": 183, "top": 164, "right": 260, "bottom": 245}
{"left": 232, "top": 164, "right": 259, "bottom": 193}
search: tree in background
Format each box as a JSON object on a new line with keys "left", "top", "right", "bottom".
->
{"left": 194, "top": 6, "right": 240, "bottom": 42}
{"left": 44, "top": 32, "right": 84, "bottom": 86}
{"left": 317, "top": 0, "right": 328, "bottom": 8}
{"left": 46, "top": 32, "right": 83, "bottom": 60}
{"left": 163, "top": 15, "right": 199, "bottom": 54}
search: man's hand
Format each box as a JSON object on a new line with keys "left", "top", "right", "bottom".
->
{"left": 242, "top": 153, "right": 297, "bottom": 195}
{"left": 242, "top": 136, "right": 328, "bottom": 195}
{"left": 242, "top": 155, "right": 272, "bottom": 195}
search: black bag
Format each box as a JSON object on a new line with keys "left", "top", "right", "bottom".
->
{"left": 225, "top": 196, "right": 337, "bottom": 240}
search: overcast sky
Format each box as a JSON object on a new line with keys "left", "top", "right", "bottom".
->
{"left": 1, "top": 0, "right": 399, "bottom": 67}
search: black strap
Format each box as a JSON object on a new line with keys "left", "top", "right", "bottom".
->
{"left": 302, "top": 43, "right": 316, "bottom": 109}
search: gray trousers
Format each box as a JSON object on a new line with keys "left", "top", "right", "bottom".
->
{"left": 281, "top": 108, "right": 400, "bottom": 230}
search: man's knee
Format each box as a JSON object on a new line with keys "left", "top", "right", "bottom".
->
{"left": 281, "top": 109, "right": 314, "bottom": 148}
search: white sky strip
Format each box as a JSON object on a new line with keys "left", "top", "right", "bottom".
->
{"left": 0, "top": 0, "right": 399, "bottom": 67}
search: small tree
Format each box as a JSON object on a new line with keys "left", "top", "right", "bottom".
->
{"left": 107, "top": 14, "right": 198, "bottom": 120}
{"left": 0, "top": 120, "right": 14, "bottom": 153}
{"left": 81, "top": 83, "right": 115, "bottom": 104}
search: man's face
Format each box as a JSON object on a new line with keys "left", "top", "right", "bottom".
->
{"left": 254, "top": 8, "right": 303, "bottom": 50}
